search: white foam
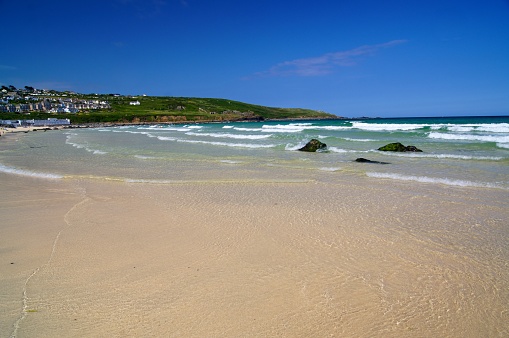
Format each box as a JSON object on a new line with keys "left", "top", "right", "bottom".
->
{"left": 447, "top": 125, "right": 475, "bottom": 132}
{"left": 315, "top": 126, "right": 351, "bottom": 131}
{"left": 138, "top": 126, "right": 193, "bottom": 132}
{"left": 156, "top": 136, "right": 177, "bottom": 141}
{"left": 497, "top": 142, "right": 509, "bottom": 149}
{"left": 185, "top": 131, "right": 272, "bottom": 140}
{"left": 378, "top": 151, "right": 503, "bottom": 161}
{"left": 351, "top": 122, "right": 429, "bottom": 131}
{"left": 261, "top": 125, "right": 307, "bottom": 133}
{"left": 134, "top": 155, "right": 158, "bottom": 160}
{"left": 0, "top": 164, "right": 63, "bottom": 179}
{"left": 366, "top": 172, "right": 502, "bottom": 188}
{"left": 220, "top": 160, "right": 242, "bottom": 164}
{"left": 342, "top": 137, "right": 378, "bottom": 142}
{"left": 285, "top": 143, "right": 304, "bottom": 151}
{"left": 232, "top": 127, "right": 263, "bottom": 132}
{"left": 478, "top": 123, "right": 509, "bottom": 133}
{"left": 65, "top": 136, "right": 107, "bottom": 155}
{"left": 156, "top": 136, "right": 276, "bottom": 148}
{"left": 328, "top": 147, "right": 368, "bottom": 153}
{"left": 428, "top": 132, "right": 509, "bottom": 143}
{"left": 319, "top": 167, "right": 341, "bottom": 172}
{"left": 446, "top": 123, "right": 509, "bottom": 133}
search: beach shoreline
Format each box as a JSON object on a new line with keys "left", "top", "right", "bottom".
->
{"left": 1, "top": 118, "right": 508, "bottom": 337}
{"left": 0, "top": 115, "right": 344, "bottom": 139}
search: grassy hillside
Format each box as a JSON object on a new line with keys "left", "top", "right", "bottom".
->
{"left": 1, "top": 93, "right": 338, "bottom": 124}
{"left": 93, "top": 95, "right": 337, "bottom": 123}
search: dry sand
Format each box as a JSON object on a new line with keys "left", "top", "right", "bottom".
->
{"left": 1, "top": 126, "right": 65, "bottom": 138}
{"left": 1, "top": 173, "right": 508, "bottom": 337}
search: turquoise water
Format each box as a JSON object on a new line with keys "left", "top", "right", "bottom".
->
{"left": 1, "top": 116, "right": 508, "bottom": 189}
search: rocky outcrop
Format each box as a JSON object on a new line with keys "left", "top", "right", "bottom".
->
{"left": 378, "top": 142, "right": 422, "bottom": 152}
{"left": 298, "top": 139, "right": 327, "bottom": 152}
{"left": 355, "top": 158, "right": 390, "bottom": 164}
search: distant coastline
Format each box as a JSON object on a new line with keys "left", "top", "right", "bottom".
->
{"left": 1, "top": 85, "right": 339, "bottom": 126}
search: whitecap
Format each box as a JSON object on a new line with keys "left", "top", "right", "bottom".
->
{"left": 351, "top": 122, "right": 429, "bottom": 131}
{"left": 185, "top": 131, "right": 272, "bottom": 140}
{"left": 446, "top": 123, "right": 509, "bottom": 133}
{"left": 261, "top": 125, "right": 306, "bottom": 133}
{"left": 478, "top": 123, "right": 509, "bottom": 133}
{"left": 342, "top": 137, "right": 378, "bottom": 142}
{"left": 232, "top": 127, "right": 263, "bottom": 132}
{"left": 157, "top": 136, "right": 276, "bottom": 149}
{"left": 428, "top": 132, "right": 509, "bottom": 143}
{"left": 315, "top": 126, "right": 351, "bottom": 131}
{"left": 447, "top": 126, "right": 476, "bottom": 132}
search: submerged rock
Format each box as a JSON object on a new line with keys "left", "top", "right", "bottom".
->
{"left": 355, "top": 158, "right": 390, "bottom": 164}
{"left": 298, "top": 139, "right": 327, "bottom": 152}
{"left": 378, "top": 142, "right": 422, "bottom": 152}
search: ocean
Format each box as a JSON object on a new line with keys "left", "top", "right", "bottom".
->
{"left": 1, "top": 115, "right": 508, "bottom": 189}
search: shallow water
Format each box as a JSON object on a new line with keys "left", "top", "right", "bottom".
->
{"left": 1, "top": 117, "right": 508, "bottom": 189}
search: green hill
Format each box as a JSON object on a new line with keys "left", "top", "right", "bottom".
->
{"left": 1, "top": 89, "right": 339, "bottom": 124}
{"left": 81, "top": 95, "right": 337, "bottom": 124}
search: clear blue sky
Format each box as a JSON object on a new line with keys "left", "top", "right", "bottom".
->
{"left": 1, "top": 0, "right": 508, "bottom": 117}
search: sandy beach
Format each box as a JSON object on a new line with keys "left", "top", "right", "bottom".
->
{"left": 0, "top": 126, "right": 66, "bottom": 138}
{"left": 1, "top": 167, "right": 508, "bottom": 337}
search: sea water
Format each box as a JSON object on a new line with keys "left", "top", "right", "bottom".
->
{"left": 1, "top": 116, "right": 508, "bottom": 189}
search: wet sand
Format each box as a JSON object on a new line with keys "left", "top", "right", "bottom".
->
{"left": 1, "top": 172, "right": 508, "bottom": 337}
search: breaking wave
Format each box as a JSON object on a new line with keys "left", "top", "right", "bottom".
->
{"left": 0, "top": 163, "right": 63, "bottom": 179}
{"left": 156, "top": 136, "right": 276, "bottom": 149}
{"left": 428, "top": 132, "right": 509, "bottom": 146}
{"left": 366, "top": 172, "right": 504, "bottom": 189}
{"left": 185, "top": 131, "right": 272, "bottom": 140}
{"left": 378, "top": 152, "right": 503, "bottom": 161}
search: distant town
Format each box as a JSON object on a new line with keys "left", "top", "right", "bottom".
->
{"left": 0, "top": 85, "right": 110, "bottom": 114}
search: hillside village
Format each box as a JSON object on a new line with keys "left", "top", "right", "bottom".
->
{"left": 0, "top": 85, "right": 110, "bottom": 114}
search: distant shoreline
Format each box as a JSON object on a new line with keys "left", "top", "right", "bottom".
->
{"left": 1, "top": 116, "right": 342, "bottom": 139}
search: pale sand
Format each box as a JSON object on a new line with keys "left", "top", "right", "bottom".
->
{"left": 1, "top": 173, "right": 508, "bottom": 337}
{"left": 1, "top": 126, "right": 65, "bottom": 138}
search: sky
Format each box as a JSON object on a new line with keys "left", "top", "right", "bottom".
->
{"left": 1, "top": 0, "right": 508, "bottom": 117}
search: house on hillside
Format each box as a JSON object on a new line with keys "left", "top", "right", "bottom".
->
{"left": 129, "top": 101, "right": 140, "bottom": 105}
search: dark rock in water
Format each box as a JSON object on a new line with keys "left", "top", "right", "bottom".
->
{"left": 355, "top": 158, "right": 390, "bottom": 164}
{"left": 298, "top": 139, "right": 327, "bottom": 152}
{"left": 404, "top": 145, "right": 422, "bottom": 152}
{"left": 378, "top": 142, "right": 422, "bottom": 152}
